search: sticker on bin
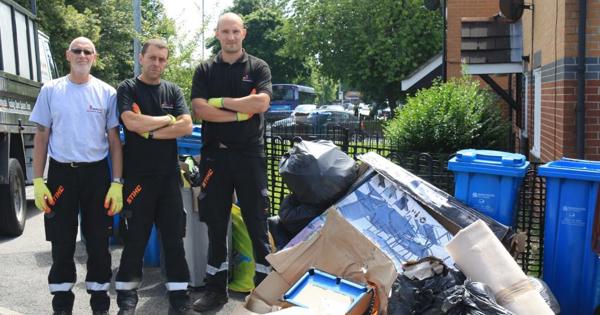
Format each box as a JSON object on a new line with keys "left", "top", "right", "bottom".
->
{"left": 283, "top": 268, "right": 371, "bottom": 315}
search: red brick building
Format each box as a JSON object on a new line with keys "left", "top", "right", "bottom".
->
{"left": 405, "top": 0, "right": 600, "bottom": 161}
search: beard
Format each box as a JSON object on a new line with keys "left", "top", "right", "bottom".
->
{"left": 71, "top": 62, "right": 93, "bottom": 76}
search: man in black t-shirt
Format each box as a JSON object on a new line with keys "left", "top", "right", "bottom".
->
{"left": 190, "top": 12, "right": 273, "bottom": 312}
{"left": 114, "top": 39, "right": 193, "bottom": 315}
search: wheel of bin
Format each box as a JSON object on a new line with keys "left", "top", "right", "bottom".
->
{"left": 0, "top": 158, "right": 27, "bottom": 236}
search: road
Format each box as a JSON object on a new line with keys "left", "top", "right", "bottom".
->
{"left": 0, "top": 193, "right": 245, "bottom": 315}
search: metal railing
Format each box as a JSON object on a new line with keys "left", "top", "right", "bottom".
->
{"left": 264, "top": 123, "right": 545, "bottom": 276}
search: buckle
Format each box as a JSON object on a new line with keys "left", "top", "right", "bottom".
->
{"left": 70, "top": 162, "right": 79, "bottom": 168}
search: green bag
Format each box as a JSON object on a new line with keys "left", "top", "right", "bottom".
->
{"left": 229, "top": 204, "right": 255, "bottom": 292}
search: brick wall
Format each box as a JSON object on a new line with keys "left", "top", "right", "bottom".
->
{"left": 521, "top": 0, "right": 600, "bottom": 161}
{"left": 445, "top": 0, "right": 600, "bottom": 160}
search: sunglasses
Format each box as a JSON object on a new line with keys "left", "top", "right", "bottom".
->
{"left": 70, "top": 48, "right": 94, "bottom": 56}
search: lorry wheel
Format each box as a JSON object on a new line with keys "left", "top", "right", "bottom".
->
{"left": 0, "top": 159, "right": 27, "bottom": 236}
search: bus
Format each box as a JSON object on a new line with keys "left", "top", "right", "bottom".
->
{"left": 266, "top": 84, "right": 316, "bottom": 122}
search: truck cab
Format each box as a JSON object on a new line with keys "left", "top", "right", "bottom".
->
{"left": 1, "top": 0, "right": 57, "bottom": 236}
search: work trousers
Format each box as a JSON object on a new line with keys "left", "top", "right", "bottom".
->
{"left": 44, "top": 158, "right": 112, "bottom": 312}
{"left": 198, "top": 147, "right": 271, "bottom": 293}
{"left": 115, "top": 173, "right": 190, "bottom": 292}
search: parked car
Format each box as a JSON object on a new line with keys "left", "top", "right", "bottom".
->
{"left": 291, "top": 104, "right": 317, "bottom": 124}
{"left": 319, "top": 104, "right": 345, "bottom": 112}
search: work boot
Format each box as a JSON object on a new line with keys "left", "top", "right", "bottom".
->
{"left": 191, "top": 290, "right": 228, "bottom": 312}
{"left": 117, "top": 289, "right": 138, "bottom": 315}
{"left": 168, "top": 290, "right": 192, "bottom": 315}
{"left": 90, "top": 291, "right": 110, "bottom": 315}
{"left": 52, "top": 291, "right": 74, "bottom": 315}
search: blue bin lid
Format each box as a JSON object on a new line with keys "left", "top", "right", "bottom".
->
{"left": 448, "top": 149, "right": 530, "bottom": 177}
{"left": 538, "top": 158, "right": 600, "bottom": 182}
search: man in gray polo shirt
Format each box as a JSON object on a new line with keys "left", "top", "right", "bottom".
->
{"left": 30, "top": 37, "right": 123, "bottom": 315}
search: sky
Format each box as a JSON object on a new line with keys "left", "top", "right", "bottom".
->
{"left": 160, "top": 0, "right": 233, "bottom": 59}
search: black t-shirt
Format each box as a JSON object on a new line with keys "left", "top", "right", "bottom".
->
{"left": 191, "top": 50, "right": 272, "bottom": 156}
{"left": 117, "top": 78, "right": 190, "bottom": 176}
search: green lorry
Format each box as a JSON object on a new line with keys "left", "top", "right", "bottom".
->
{"left": 1, "top": 0, "right": 58, "bottom": 236}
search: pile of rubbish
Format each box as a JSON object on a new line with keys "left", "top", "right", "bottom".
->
{"left": 231, "top": 140, "right": 560, "bottom": 315}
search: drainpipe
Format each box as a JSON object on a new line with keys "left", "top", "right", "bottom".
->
{"left": 576, "top": 0, "right": 587, "bottom": 159}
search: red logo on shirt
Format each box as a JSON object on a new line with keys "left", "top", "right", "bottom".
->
{"left": 87, "top": 104, "right": 103, "bottom": 113}
{"left": 242, "top": 73, "right": 253, "bottom": 83}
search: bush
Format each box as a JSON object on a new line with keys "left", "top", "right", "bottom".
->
{"left": 384, "top": 77, "right": 509, "bottom": 153}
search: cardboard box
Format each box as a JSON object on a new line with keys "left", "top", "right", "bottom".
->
{"left": 336, "top": 172, "right": 454, "bottom": 270}
{"left": 233, "top": 210, "right": 397, "bottom": 315}
{"left": 358, "top": 152, "right": 517, "bottom": 250}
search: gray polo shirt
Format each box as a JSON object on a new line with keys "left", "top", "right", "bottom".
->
{"left": 30, "top": 75, "right": 118, "bottom": 163}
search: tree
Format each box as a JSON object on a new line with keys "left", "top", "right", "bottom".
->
{"left": 29, "top": 0, "right": 191, "bottom": 90}
{"left": 286, "top": 0, "right": 443, "bottom": 115}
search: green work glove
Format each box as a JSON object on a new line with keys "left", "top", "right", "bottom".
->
{"left": 208, "top": 98, "right": 224, "bottom": 108}
{"left": 33, "top": 177, "right": 53, "bottom": 213}
{"left": 104, "top": 182, "right": 123, "bottom": 216}
{"left": 236, "top": 112, "right": 253, "bottom": 121}
{"left": 167, "top": 114, "right": 176, "bottom": 125}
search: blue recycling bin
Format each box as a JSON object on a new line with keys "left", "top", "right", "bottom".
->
{"left": 448, "top": 149, "right": 529, "bottom": 226}
{"left": 538, "top": 158, "right": 600, "bottom": 315}
{"left": 144, "top": 225, "right": 161, "bottom": 267}
{"left": 177, "top": 124, "right": 202, "bottom": 156}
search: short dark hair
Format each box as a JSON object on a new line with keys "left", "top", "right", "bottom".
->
{"left": 141, "top": 39, "right": 169, "bottom": 56}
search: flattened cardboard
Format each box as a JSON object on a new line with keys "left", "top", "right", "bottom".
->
{"left": 233, "top": 209, "right": 397, "bottom": 314}
{"left": 358, "top": 152, "right": 516, "bottom": 249}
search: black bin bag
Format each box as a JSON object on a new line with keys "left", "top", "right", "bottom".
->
{"left": 278, "top": 194, "right": 325, "bottom": 235}
{"left": 388, "top": 257, "right": 515, "bottom": 315}
{"left": 279, "top": 140, "right": 358, "bottom": 207}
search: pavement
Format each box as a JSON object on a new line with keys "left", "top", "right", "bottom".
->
{"left": 0, "top": 197, "right": 245, "bottom": 315}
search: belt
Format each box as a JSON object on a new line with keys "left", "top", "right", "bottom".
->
{"left": 50, "top": 158, "right": 106, "bottom": 168}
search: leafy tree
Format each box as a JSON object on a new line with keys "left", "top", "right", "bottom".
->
{"left": 29, "top": 0, "right": 191, "bottom": 90}
{"left": 286, "top": 0, "right": 443, "bottom": 115}
{"left": 384, "top": 77, "right": 509, "bottom": 153}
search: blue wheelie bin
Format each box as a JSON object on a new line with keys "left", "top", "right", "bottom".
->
{"left": 448, "top": 149, "right": 529, "bottom": 226}
{"left": 538, "top": 158, "right": 600, "bottom": 315}
{"left": 177, "top": 124, "right": 202, "bottom": 156}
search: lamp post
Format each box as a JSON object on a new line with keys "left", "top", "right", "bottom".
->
{"left": 133, "top": 0, "right": 141, "bottom": 76}
{"left": 441, "top": 0, "right": 447, "bottom": 82}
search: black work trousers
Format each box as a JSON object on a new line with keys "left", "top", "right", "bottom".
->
{"left": 115, "top": 173, "right": 190, "bottom": 292}
{"left": 44, "top": 158, "right": 112, "bottom": 312}
{"left": 198, "top": 147, "right": 271, "bottom": 294}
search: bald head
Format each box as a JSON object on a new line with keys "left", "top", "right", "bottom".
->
{"left": 68, "top": 37, "right": 96, "bottom": 54}
{"left": 216, "top": 12, "right": 244, "bottom": 31}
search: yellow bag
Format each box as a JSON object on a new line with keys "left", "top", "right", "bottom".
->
{"left": 229, "top": 204, "right": 255, "bottom": 292}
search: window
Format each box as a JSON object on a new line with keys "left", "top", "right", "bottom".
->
{"left": 15, "top": 11, "right": 30, "bottom": 79}
{"left": 0, "top": 2, "right": 16, "bottom": 74}
{"left": 298, "top": 91, "right": 316, "bottom": 104}
{"left": 28, "top": 19, "right": 37, "bottom": 81}
{"left": 531, "top": 68, "right": 541, "bottom": 158}
{"left": 272, "top": 86, "right": 295, "bottom": 101}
